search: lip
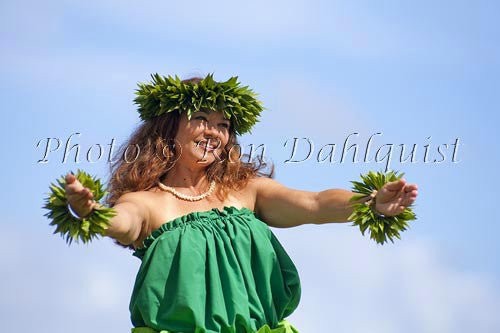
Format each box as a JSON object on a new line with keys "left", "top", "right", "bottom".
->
{"left": 195, "top": 141, "right": 218, "bottom": 150}
{"left": 195, "top": 140, "right": 219, "bottom": 150}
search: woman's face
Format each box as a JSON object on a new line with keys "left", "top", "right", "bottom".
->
{"left": 174, "top": 110, "right": 231, "bottom": 167}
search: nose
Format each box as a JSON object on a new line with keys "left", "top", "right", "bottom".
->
{"left": 202, "top": 121, "right": 219, "bottom": 135}
{"left": 200, "top": 122, "right": 219, "bottom": 145}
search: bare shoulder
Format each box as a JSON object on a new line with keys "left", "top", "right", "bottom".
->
{"left": 246, "top": 176, "right": 287, "bottom": 195}
{"left": 245, "top": 177, "right": 269, "bottom": 200}
{"left": 114, "top": 190, "right": 158, "bottom": 223}
{"left": 246, "top": 176, "right": 278, "bottom": 189}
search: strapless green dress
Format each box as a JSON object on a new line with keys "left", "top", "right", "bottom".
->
{"left": 129, "top": 206, "right": 301, "bottom": 333}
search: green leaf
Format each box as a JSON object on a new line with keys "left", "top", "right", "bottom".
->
{"left": 134, "top": 73, "right": 264, "bottom": 135}
{"left": 349, "top": 170, "right": 417, "bottom": 245}
{"left": 42, "top": 170, "right": 117, "bottom": 245}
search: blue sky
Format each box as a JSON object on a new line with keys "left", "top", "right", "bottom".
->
{"left": 1, "top": 0, "right": 499, "bottom": 332}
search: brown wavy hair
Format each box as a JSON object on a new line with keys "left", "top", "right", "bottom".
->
{"left": 105, "top": 77, "right": 273, "bottom": 250}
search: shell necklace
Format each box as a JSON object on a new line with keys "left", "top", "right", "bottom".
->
{"left": 158, "top": 180, "right": 216, "bottom": 201}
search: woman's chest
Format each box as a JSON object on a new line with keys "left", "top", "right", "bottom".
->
{"left": 132, "top": 188, "right": 256, "bottom": 249}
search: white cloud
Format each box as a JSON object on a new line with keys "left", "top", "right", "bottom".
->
{"left": 78, "top": 265, "right": 129, "bottom": 311}
{"left": 275, "top": 225, "right": 500, "bottom": 333}
{"left": 2, "top": 210, "right": 500, "bottom": 333}
{"left": 0, "top": 222, "right": 138, "bottom": 332}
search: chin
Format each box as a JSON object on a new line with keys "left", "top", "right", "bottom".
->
{"left": 193, "top": 148, "right": 220, "bottom": 163}
{"left": 196, "top": 156, "right": 217, "bottom": 165}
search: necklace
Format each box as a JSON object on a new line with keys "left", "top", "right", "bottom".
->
{"left": 158, "top": 180, "right": 216, "bottom": 201}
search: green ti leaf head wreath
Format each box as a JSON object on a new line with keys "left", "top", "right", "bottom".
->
{"left": 134, "top": 73, "right": 265, "bottom": 135}
{"left": 43, "top": 169, "right": 116, "bottom": 245}
{"left": 348, "top": 170, "right": 417, "bottom": 245}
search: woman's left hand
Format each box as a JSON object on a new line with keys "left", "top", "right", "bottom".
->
{"left": 374, "top": 179, "right": 418, "bottom": 216}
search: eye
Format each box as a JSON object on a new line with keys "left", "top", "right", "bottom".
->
{"left": 194, "top": 116, "right": 208, "bottom": 122}
{"left": 219, "top": 123, "right": 230, "bottom": 129}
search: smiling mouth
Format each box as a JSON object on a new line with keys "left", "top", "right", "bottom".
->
{"left": 195, "top": 140, "right": 219, "bottom": 150}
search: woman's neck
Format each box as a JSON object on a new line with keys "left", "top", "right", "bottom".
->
{"left": 161, "top": 165, "right": 210, "bottom": 191}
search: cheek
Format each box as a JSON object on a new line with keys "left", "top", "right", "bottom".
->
{"left": 175, "top": 127, "right": 197, "bottom": 143}
{"left": 221, "top": 133, "right": 230, "bottom": 147}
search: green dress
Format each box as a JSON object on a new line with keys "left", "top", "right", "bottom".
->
{"left": 129, "top": 206, "right": 302, "bottom": 333}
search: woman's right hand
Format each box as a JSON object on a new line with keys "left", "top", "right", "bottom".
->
{"left": 65, "top": 173, "right": 96, "bottom": 218}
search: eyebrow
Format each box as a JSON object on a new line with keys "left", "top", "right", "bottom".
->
{"left": 197, "top": 110, "right": 230, "bottom": 123}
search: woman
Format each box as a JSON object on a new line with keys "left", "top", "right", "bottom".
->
{"left": 63, "top": 75, "right": 418, "bottom": 333}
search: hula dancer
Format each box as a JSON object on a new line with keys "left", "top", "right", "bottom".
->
{"left": 44, "top": 73, "right": 418, "bottom": 332}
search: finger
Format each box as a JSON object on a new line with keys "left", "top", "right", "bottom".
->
{"left": 384, "top": 179, "right": 406, "bottom": 191}
{"left": 403, "top": 188, "right": 417, "bottom": 198}
{"left": 403, "top": 193, "right": 417, "bottom": 206}
{"left": 73, "top": 188, "right": 90, "bottom": 200}
{"left": 85, "top": 188, "right": 94, "bottom": 199}
{"left": 66, "top": 178, "right": 85, "bottom": 193}
{"left": 69, "top": 193, "right": 94, "bottom": 211}
{"left": 65, "top": 173, "right": 76, "bottom": 184}
{"left": 66, "top": 184, "right": 82, "bottom": 196}
{"left": 404, "top": 184, "right": 418, "bottom": 192}
{"left": 402, "top": 197, "right": 413, "bottom": 206}
{"left": 69, "top": 189, "right": 90, "bottom": 201}
{"left": 67, "top": 187, "right": 93, "bottom": 202}
{"left": 406, "top": 189, "right": 418, "bottom": 200}
{"left": 65, "top": 174, "right": 78, "bottom": 193}
{"left": 79, "top": 188, "right": 93, "bottom": 199}
{"left": 388, "top": 204, "right": 406, "bottom": 216}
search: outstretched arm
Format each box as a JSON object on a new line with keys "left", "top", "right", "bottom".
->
{"left": 313, "top": 177, "right": 418, "bottom": 224}
{"left": 65, "top": 173, "right": 147, "bottom": 246}
{"left": 251, "top": 177, "right": 418, "bottom": 228}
